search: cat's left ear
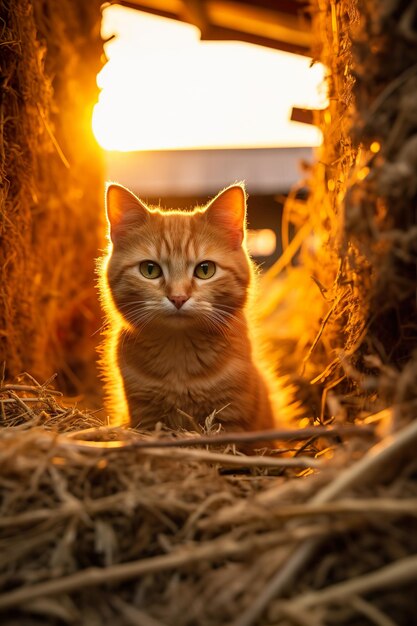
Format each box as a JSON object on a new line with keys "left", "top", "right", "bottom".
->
{"left": 204, "top": 184, "right": 246, "bottom": 249}
{"left": 105, "top": 183, "right": 149, "bottom": 243}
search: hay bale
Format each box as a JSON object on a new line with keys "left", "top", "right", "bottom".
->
{"left": 261, "top": 0, "right": 417, "bottom": 424}
{"left": 0, "top": 0, "right": 104, "bottom": 398}
{"left": 1, "top": 381, "right": 416, "bottom": 625}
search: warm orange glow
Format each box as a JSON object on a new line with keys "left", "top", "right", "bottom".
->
{"left": 357, "top": 166, "right": 370, "bottom": 181}
{"left": 316, "top": 447, "right": 335, "bottom": 460}
{"left": 93, "top": 5, "right": 327, "bottom": 151}
{"left": 370, "top": 141, "right": 380, "bottom": 153}
{"left": 246, "top": 229, "right": 277, "bottom": 256}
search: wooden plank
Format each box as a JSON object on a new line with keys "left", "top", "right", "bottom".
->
{"left": 118, "top": 0, "right": 312, "bottom": 54}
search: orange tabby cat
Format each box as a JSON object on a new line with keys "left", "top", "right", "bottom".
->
{"left": 99, "top": 182, "right": 281, "bottom": 432}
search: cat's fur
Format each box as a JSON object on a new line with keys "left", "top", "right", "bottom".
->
{"left": 99, "top": 182, "right": 284, "bottom": 432}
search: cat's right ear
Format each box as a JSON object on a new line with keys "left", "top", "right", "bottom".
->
{"left": 105, "top": 183, "right": 149, "bottom": 243}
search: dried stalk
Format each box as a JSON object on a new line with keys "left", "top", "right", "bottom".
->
{"left": 9, "top": 431, "right": 322, "bottom": 469}
{"left": 349, "top": 596, "right": 397, "bottom": 626}
{"left": 0, "top": 384, "right": 62, "bottom": 396}
{"left": 198, "top": 497, "right": 417, "bottom": 530}
{"left": 111, "top": 597, "right": 168, "bottom": 626}
{"left": 233, "top": 419, "right": 417, "bottom": 626}
{"left": 272, "top": 554, "right": 417, "bottom": 618}
{"left": 0, "top": 522, "right": 348, "bottom": 612}
{"left": 69, "top": 424, "right": 375, "bottom": 448}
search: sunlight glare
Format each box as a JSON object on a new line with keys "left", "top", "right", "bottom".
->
{"left": 93, "top": 5, "right": 326, "bottom": 151}
{"left": 246, "top": 229, "right": 277, "bottom": 257}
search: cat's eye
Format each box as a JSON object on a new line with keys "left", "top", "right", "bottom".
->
{"left": 194, "top": 261, "right": 216, "bottom": 280}
{"left": 139, "top": 261, "right": 162, "bottom": 279}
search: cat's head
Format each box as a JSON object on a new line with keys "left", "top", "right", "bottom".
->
{"left": 104, "top": 183, "right": 252, "bottom": 333}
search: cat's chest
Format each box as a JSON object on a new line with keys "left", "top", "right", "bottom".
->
{"left": 121, "top": 353, "right": 233, "bottom": 427}
{"left": 122, "top": 349, "right": 229, "bottom": 391}
{"left": 120, "top": 331, "right": 230, "bottom": 383}
{"left": 116, "top": 328, "right": 256, "bottom": 429}
{"left": 124, "top": 367, "right": 237, "bottom": 429}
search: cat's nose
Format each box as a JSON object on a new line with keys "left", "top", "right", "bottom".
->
{"left": 169, "top": 295, "right": 189, "bottom": 310}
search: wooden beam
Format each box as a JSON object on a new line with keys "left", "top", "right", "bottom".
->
{"left": 117, "top": 0, "right": 312, "bottom": 55}
{"left": 291, "top": 107, "right": 316, "bottom": 125}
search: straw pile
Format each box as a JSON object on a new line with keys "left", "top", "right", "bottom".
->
{"left": 0, "top": 0, "right": 104, "bottom": 398}
{"left": 1, "top": 0, "right": 417, "bottom": 624}
{"left": 261, "top": 0, "right": 417, "bottom": 424}
{"left": 1, "top": 378, "right": 417, "bottom": 626}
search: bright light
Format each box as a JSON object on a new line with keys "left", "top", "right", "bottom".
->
{"left": 93, "top": 5, "right": 326, "bottom": 151}
{"left": 246, "top": 229, "right": 277, "bottom": 257}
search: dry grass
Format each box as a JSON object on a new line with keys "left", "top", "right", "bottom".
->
{"left": 259, "top": 0, "right": 417, "bottom": 426}
{"left": 0, "top": 0, "right": 104, "bottom": 399}
{"left": 1, "top": 379, "right": 417, "bottom": 626}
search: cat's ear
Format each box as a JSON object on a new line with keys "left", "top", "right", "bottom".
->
{"left": 105, "top": 183, "right": 149, "bottom": 243}
{"left": 204, "top": 184, "right": 246, "bottom": 249}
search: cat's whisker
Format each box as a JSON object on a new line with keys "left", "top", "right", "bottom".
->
{"left": 121, "top": 304, "right": 157, "bottom": 318}
{"left": 213, "top": 308, "right": 245, "bottom": 326}
{"left": 127, "top": 309, "right": 158, "bottom": 330}
{"left": 214, "top": 304, "right": 243, "bottom": 316}
{"left": 124, "top": 308, "right": 157, "bottom": 321}
{"left": 91, "top": 319, "right": 109, "bottom": 338}
{"left": 193, "top": 313, "right": 210, "bottom": 334}
{"left": 121, "top": 303, "right": 158, "bottom": 322}
{"left": 197, "top": 303, "right": 244, "bottom": 329}
{"left": 117, "top": 300, "right": 153, "bottom": 309}
{"left": 194, "top": 311, "right": 220, "bottom": 336}
{"left": 133, "top": 312, "right": 161, "bottom": 344}
{"left": 213, "top": 303, "right": 239, "bottom": 310}
{"left": 208, "top": 309, "right": 235, "bottom": 327}
{"left": 204, "top": 311, "right": 232, "bottom": 339}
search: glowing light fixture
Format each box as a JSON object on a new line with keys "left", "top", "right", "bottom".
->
{"left": 93, "top": 5, "right": 327, "bottom": 152}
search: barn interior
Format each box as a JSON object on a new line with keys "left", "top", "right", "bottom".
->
{"left": 1, "top": 0, "right": 417, "bottom": 624}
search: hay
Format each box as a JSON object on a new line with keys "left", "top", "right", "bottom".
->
{"left": 1, "top": 380, "right": 417, "bottom": 625}
{"left": 0, "top": 0, "right": 104, "bottom": 400}
{"left": 260, "top": 0, "right": 417, "bottom": 423}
